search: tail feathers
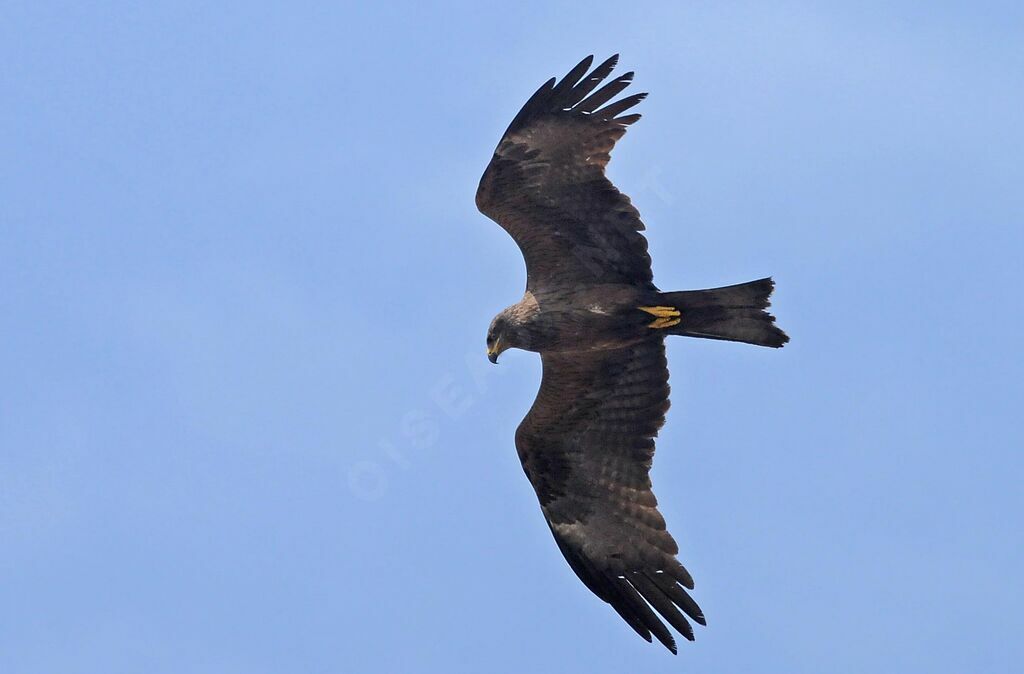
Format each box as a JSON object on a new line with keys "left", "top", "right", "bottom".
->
{"left": 661, "top": 278, "right": 789, "bottom": 348}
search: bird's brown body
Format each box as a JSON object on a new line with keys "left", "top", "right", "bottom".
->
{"left": 493, "top": 285, "right": 652, "bottom": 355}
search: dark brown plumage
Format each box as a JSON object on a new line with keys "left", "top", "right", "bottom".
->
{"left": 476, "top": 55, "right": 789, "bottom": 653}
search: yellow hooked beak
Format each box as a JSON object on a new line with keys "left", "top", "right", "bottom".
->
{"left": 487, "top": 338, "right": 502, "bottom": 364}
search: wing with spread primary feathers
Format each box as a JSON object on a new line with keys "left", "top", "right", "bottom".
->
{"left": 476, "top": 55, "right": 655, "bottom": 291}
{"left": 515, "top": 339, "right": 704, "bottom": 653}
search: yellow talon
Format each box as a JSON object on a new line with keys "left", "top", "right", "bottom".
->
{"left": 638, "top": 305, "right": 680, "bottom": 319}
{"left": 648, "top": 316, "right": 682, "bottom": 329}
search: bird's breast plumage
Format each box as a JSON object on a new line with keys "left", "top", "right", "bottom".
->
{"left": 517, "top": 284, "right": 654, "bottom": 354}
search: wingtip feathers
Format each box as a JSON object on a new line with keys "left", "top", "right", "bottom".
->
{"left": 504, "top": 54, "right": 645, "bottom": 137}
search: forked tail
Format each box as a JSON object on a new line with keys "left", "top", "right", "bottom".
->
{"left": 658, "top": 278, "right": 789, "bottom": 348}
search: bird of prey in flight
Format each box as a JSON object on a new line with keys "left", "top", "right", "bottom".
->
{"left": 475, "top": 55, "right": 789, "bottom": 653}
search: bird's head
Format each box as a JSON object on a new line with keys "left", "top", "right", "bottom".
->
{"left": 486, "top": 311, "right": 517, "bottom": 364}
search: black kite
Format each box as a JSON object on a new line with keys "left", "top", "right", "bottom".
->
{"left": 476, "top": 55, "right": 788, "bottom": 653}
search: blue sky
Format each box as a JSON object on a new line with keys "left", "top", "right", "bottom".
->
{"left": 2, "top": 2, "right": 1023, "bottom": 672}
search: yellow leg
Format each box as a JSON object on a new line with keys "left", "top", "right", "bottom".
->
{"left": 638, "top": 306, "right": 681, "bottom": 319}
{"left": 648, "top": 316, "right": 682, "bottom": 329}
{"left": 639, "top": 305, "right": 681, "bottom": 329}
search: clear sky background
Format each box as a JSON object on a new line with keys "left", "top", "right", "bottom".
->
{"left": 3, "top": 2, "right": 1023, "bottom": 672}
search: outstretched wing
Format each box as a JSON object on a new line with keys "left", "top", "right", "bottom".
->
{"left": 515, "top": 339, "right": 704, "bottom": 653}
{"left": 476, "top": 55, "right": 655, "bottom": 291}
